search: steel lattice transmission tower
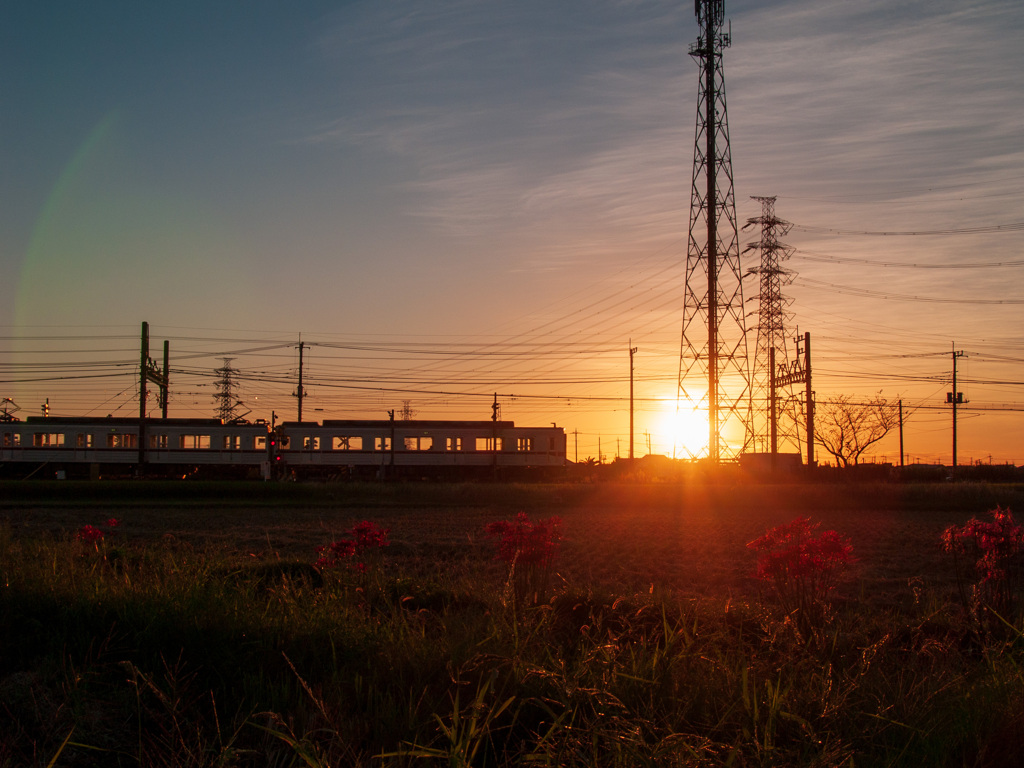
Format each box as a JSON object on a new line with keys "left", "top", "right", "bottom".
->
{"left": 213, "top": 358, "right": 243, "bottom": 423}
{"left": 743, "top": 196, "right": 801, "bottom": 453}
{"left": 678, "top": 0, "right": 752, "bottom": 461}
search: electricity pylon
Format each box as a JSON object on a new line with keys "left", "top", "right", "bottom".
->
{"left": 743, "top": 196, "right": 801, "bottom": 453}
{"left": 213, "top": 358, "right": 246, "bottom": 424}
{"left": 678, "top": 0, "right": 752, "bottom": 461}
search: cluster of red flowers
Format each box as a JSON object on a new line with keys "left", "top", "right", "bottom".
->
{"left": 316, "top": 520, "right": 390, "bottom": 570}
{"left": 75, "top": 518, "right": 119, "bottom": 543}
{"left": 748, "top": 517, "right": 853, "bottom": 582}
{"left": 484, "top": 512, "right": 562, "bottom": 567}
{"left": 941, "top": 506, "right": 1024, "bottom": 584}
{"left": 941, "top": 506, "right": 1023, "bottom": 616}
{"left": 747, "top": 517, "right": 854, "bottom": 631}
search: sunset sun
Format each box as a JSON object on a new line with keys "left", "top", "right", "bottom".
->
{"left": 660, "top": 399, "right": 710, "bottom": 459}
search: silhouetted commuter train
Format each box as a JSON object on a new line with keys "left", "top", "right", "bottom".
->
{"left": 0, "top": 416, "right": 568, "bottom": 480}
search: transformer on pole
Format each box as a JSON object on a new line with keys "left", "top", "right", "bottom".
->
{"left": 743, "top": 196, "right": 801, "bottom": 454}
{"left": 678, "top": 0, "right": 752, "bottom": 461}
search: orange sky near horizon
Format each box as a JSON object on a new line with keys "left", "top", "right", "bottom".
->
{"left": 2, "top": 1, "right": 1022, "bottom": 466}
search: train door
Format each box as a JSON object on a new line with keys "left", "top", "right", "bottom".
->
{"left": 74, "top": 432, "right": 94, "bottom": 462}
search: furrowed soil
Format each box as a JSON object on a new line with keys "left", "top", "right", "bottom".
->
{"left": 5, "top": 480, "right": 1024, "bottom": 607}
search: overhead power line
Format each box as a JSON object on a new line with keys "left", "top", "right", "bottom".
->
{"left": 792, "top": 221, "right": 1024, "bottom": 236}
{"left": 799, "top": 278, "right": 1024, "bottom": 305}
{"left": 794, "top": 251, "right": 1024, "bottom": 270}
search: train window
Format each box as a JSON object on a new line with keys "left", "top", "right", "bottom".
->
{"left": 222, "top": 435, "right": 242, "bottom": 450}
{"left": 179, "top": 435, "right": 211, "bottom": 449}
{"left": 33, "top": 433, "right": 66, "bottom": 447}
{"left": 475, "top": 437, "right": 502, "bottom": 451}
{"left": 149, "top": 435, "right": 168, "bottom": 449}
{"left": 374, "top": 437, "right": 391, "bottom": 451}
{"left": 403, "top": 436, "right": 432, "bottom": 451}
{"left": 2, "top": 432, "right": 10, "bottom": 447}
{"left": 77, "top": 433, "right": 95, "bottom": 448}
{"left": 332, "top": 436, "right": 363, "bottom": 450}
{"left": 124, "top": 434, "right": 138, "bottom": 449}
{"left": 302, "top": 436, "right": 321, "bottom": 450}
{"left": 107, "top": 434, "right": 121, "bottom": 448}
{"left": 445, "top": 437, "right": 463, "bottom": 451}
{"left": 280, "top": 436, "right": 291, "bottom": 450}
{"left": 255, "top": 436, "right": 267, "bottom": 449}
{"left": 517, "top": 437, "right": 533, "bottom": 451}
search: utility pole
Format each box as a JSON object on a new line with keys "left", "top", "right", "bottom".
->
{"left": 898, "top": 400, "right": 905, "bottom": 468}
{"left": 295, "top": 340, "right": 306, "bottom": 422}
{"left": 949, "top": 345, "right": 966, "bottom": 469}
{"left": 774, "top": 331, "right": 813, "bottom": 467}
{"left": 768, "top": 347, "right": 777, "bottom": 456}
{"left": 139, "top": 322, "right": 149, "bottom": 466}
{"left": 629, "top": 342, "right": 638, "bottom": 460}
{"left": 161, "top": 340, "right": 169, "bottom": 419}
{"left": 138, "top": 323, "right": 167, "bottom": 466}
{"left": 491, "top": 393, "right": 499, "bottom": 480}
{"left": 805, "top": 332, "right": 814, "bottom": 467}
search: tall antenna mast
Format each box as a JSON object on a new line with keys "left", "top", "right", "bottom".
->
{"left": 679, "top": 0, "right": 752, "bottom": 461}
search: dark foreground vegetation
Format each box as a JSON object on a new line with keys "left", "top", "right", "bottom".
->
{"left": 2, "top": 480, "right": 1024, "bottom": 767}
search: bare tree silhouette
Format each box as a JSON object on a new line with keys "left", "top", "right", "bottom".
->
{"left": 816, "top": 393, "right": 899, "bottom": 467}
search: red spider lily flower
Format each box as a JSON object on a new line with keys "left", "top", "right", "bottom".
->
{"left": 942, "top": 506, "right": 1024, "bottom": 614}
{"left": 315, "top": 521, "right": 390, "bottom": 570}
{"left": 484, "top": 512, "right": 562, "bottom": 567}
{"left": 76, "top": 524, "right": 105, "bottom": 543}
{"left": 747, "top": 517, "right": 853, "bottom": 632}
{"left": 106, "top": 518, "right": 120, "bottom": 528}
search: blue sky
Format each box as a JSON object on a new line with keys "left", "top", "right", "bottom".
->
{"left": 2, "top": 0, "right": 1023, "bottom": 462}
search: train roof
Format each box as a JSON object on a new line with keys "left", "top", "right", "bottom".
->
{"left": 22, "top": 416, "right": 230, "bottom": 427}
{"left": 311, "top": 423, "right": 520, "bottom": 430}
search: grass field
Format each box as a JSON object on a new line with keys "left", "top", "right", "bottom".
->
{"left": 2, "top": 480, "right": 1024, "bottom": 766}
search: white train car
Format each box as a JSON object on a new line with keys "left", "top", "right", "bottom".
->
{"left": 1, "top": 417, "right": 269, "bottom": 478}
{"left": 275, "top": 420, "right": 566, "bottom": 478}
{"left": 1, "top": 416, "right": 567, "bottom": 480}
